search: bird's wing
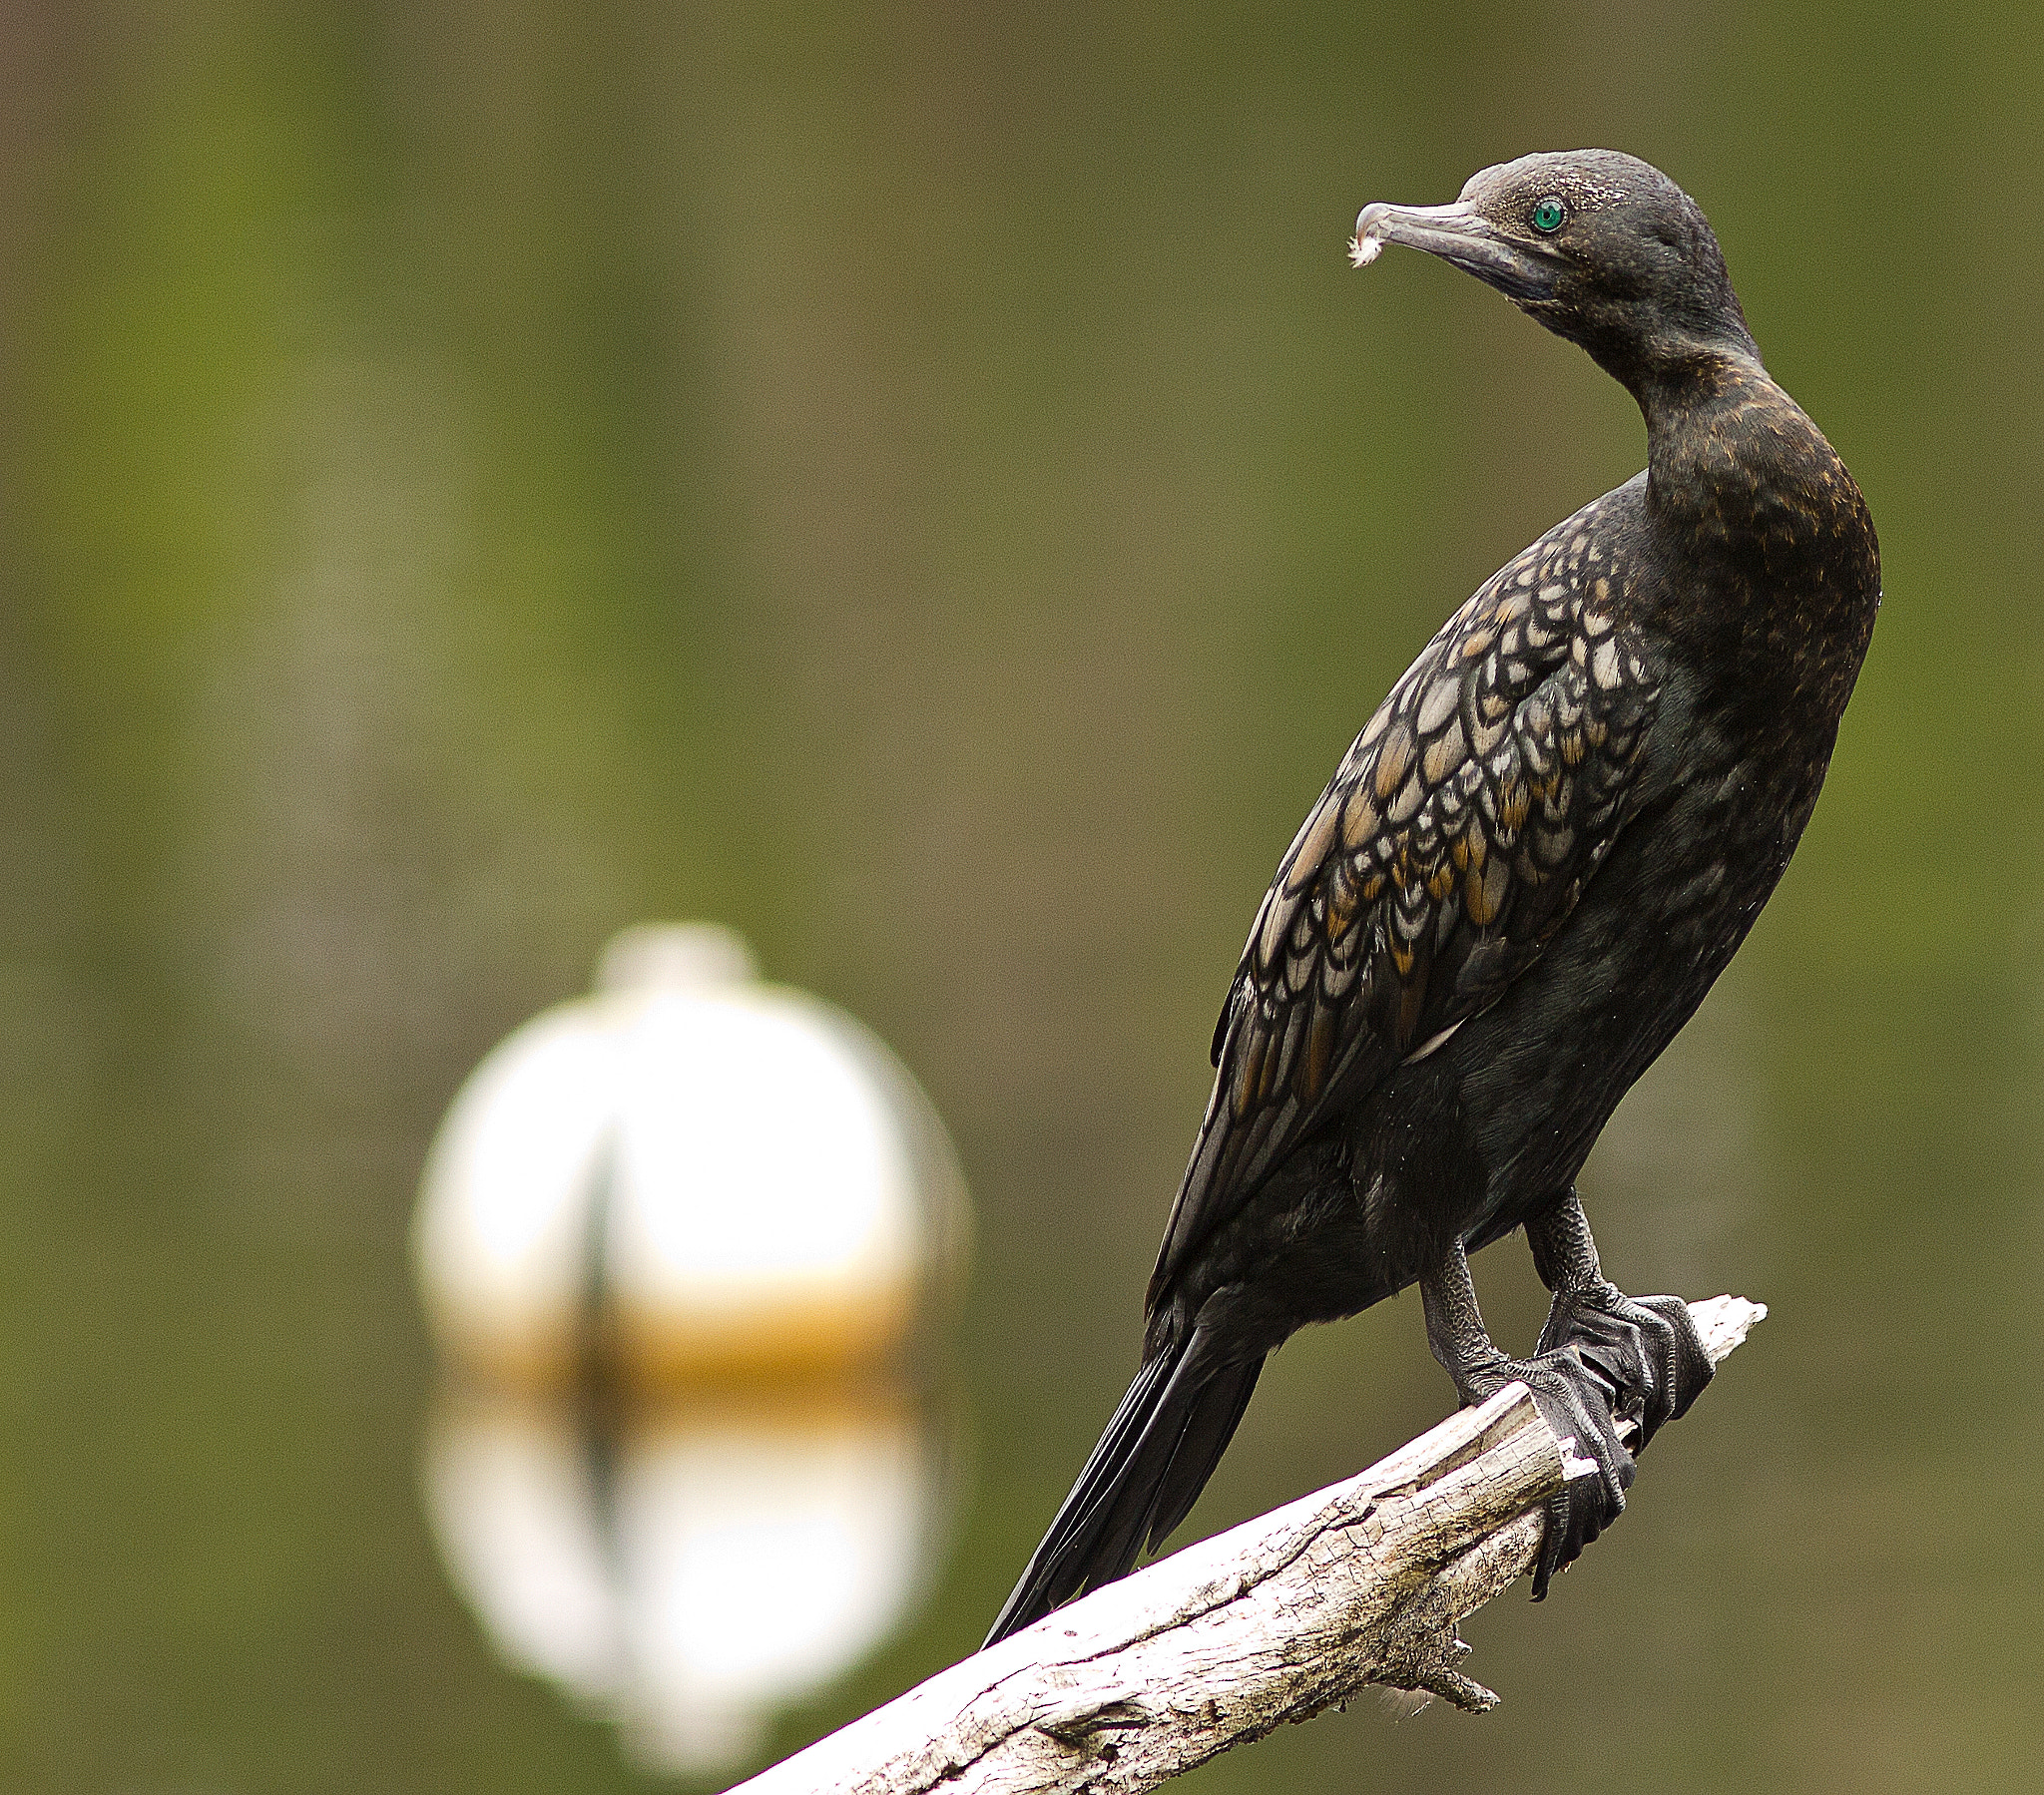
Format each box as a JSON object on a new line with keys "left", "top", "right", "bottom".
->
{"left": 1151, "top": 534, "right": 1662, "bottom": 1300}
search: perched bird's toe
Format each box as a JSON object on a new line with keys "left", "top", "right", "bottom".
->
{"left": 1481, "top": 1349, "right": 1636, "bottom": 1600}
{"left": 1537, "top": 1286, "right": 1713, "bottom": 1453}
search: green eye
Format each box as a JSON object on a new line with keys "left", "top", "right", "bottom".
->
{"left": 1531, "top": 197, "right": 1566, "bottom": 233}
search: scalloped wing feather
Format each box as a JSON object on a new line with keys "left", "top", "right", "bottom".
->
{"left": 1155, "top": 507, "right": 1661, "bottom": 1299}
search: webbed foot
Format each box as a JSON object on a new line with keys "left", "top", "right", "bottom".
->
{"left": 1463, "top": 1347, "right": 1635, "bottom": 1600}
{"left": 1536, "top": 1283, "right": 1714, "bottom": 1455}
{"left": 1419, "top": 1240, "right": 1709, "bottom": 1600}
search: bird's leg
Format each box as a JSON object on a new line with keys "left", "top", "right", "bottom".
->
{"left": 1418, "top": 1238, "right": 1633, "bottom": 1599}
{"left": 1525, "top": 1189, "right": 1714, "bottom": 1454}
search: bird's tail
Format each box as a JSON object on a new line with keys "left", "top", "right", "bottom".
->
{"left": 983, "top": 1328, "right": 1264, "bottom": 1648}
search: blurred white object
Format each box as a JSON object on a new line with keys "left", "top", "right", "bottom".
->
{"left": 414, "top": 923, "right": 967, "bottom": 1387}
{"left": 424, "top": 1385, "right": 940, "bottom": 1774}
{"left": 414, "top": 923, "right": 967, "bottom": 1773}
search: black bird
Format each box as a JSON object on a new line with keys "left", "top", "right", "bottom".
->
{"left": 986, "top": 150, "right": 1879, "bottom": 1646}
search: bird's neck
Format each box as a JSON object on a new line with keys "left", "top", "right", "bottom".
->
{"left": 1637, "top": 351, "right": 1842, "bottom": 550}
{"left": 1632, "top": 350, "right": 1879, "bottom": 710}
{"left": 1635, "top": 346, "right": 1774, "bottom": 456}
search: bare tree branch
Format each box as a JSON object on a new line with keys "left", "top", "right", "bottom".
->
{"left": 732, "top": 1295, "right": 1765, "bottom": 1795}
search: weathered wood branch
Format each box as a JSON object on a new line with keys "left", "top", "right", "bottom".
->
{"left": 733, "top": 1295, "right": 1764, "bottom": 1795}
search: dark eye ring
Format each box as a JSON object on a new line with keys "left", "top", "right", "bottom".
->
{"left": 1530, "top": 196, "right": 1566, "bottom": 233}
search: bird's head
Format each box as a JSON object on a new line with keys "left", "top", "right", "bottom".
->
{"left": 1351, "top": 150, "right": 1760, "bottom": 390}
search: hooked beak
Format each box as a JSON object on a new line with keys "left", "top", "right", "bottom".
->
{"left": 1349, "top": 200, "right": 1563, "bottom": 303}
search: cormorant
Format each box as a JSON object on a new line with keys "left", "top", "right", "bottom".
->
{"left": 986, "top": 150, "right": 1879, "bottom": 1646}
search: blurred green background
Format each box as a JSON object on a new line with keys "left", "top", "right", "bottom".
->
{"left": 2, "top": 2, "right": 2040, "bottom": 1791}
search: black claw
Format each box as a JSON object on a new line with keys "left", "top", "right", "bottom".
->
{"left": 1532, "top": 1490, "right": 1573, "bottom": 1599}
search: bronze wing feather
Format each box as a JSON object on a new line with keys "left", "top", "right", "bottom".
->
{"left": 1152, "top": 514, "right": 1663, "bottom": 1300}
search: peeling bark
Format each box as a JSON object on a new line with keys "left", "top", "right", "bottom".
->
{"left": 732, "top": 1295, "right": 1765, "bottom": 1795}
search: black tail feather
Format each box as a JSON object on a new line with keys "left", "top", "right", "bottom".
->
{"left": 1144, "top": 1356, "right": 1262, "bottom": 1548}
{"left": 983, "top": 1332, "right": 1265, "bottom": 1648}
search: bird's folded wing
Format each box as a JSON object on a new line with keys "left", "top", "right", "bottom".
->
{"left": 1152, "top": 526, "right": 1661, "bottom": 1299}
